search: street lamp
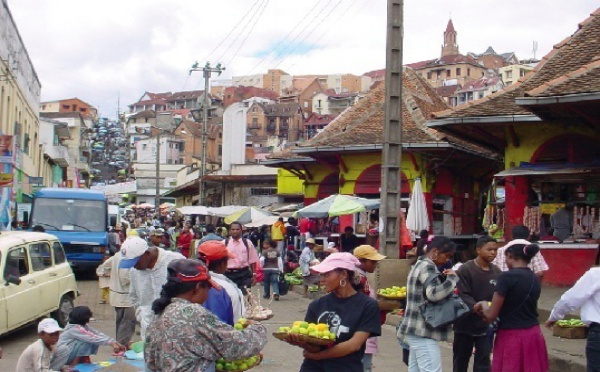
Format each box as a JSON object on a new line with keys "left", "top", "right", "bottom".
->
{"left": 190, "top": 61, "right": 225, "bottom": 206}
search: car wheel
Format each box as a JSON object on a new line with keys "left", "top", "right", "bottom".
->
{"left": 52, "top": 295, "right": 74, "bottom": 327}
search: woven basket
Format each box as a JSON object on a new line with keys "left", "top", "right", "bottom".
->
{"left": 377, "top": 293, "right": 406, "bottom": 300}
{"left": 272, "top": 332, "right": 334, "bottom": 346}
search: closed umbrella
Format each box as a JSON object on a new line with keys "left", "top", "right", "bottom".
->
{"left": 224, "top": 206, "right": 276, "bottom": 225}
{"left": 294, "top": 194, "right": 380, "bottom": 218}
{"left": 406, "top": 178, "right": 429, "bottom": 233}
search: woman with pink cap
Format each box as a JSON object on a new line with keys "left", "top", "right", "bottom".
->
{"left": 288, "top": 252, "right": 381, "bottom": 372}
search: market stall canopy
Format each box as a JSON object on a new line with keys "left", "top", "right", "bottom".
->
{"left": 495, "top": 163, "right": 600, "bottom": 177}
{"left": 294, "top": 194, "right": 380, "bottom": 218}
{"left": 208, "top": 205, "right": 247, "bottom": 218}
{"left": 177, "top": 206, "right": 211, "bottom": 215}
{"left": 406, "top": 178, "right": 430, "bottom": 233}
{"left": 224, "top": 206, "right": 276, "bottom": 225}
{"left": 245, "top": 215, "right": 288, "bottom": 228}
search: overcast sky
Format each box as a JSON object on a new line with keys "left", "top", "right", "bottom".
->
{"left": 7, "top": 0, "right": 598, "bottom": 120}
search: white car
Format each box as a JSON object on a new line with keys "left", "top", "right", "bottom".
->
{"left": 0, "top": 232, "right": 78, "bottom": 334}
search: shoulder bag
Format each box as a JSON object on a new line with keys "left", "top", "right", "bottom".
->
{"left": 419, "top": 273, "right": 470, "bottom": 328}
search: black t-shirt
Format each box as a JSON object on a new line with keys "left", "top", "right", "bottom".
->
{"left": 340, "top": 234, "right": 360, "bottom": 253}
{"left": 455, "top": 260, "right": 502, "bottom": 335}
{"left": 495, "top": 267, "right": 541, "bottom": 330}
{"left": 300, "top": 292, "right": 381, "bottom": 372}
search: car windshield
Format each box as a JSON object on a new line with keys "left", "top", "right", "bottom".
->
{"left": 31, "top": 198, "right": 107, "bottom": 232}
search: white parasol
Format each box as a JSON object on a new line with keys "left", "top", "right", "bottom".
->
{"left": 406, "top": 178, "right": 429, "bottom": 233}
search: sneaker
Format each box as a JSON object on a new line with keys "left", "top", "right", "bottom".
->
{"left": 262, "top": 295, "right": 269, "bottom": 299}
{"left": 274, "top": 294, "right": 280, "bottom": 301}
{"left": 99, "top": 300, "right": 107, "bottom": 304}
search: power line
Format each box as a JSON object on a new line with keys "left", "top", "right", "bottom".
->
{"left": 273, "top": 0, "right": 343, "bottom": 70}
{"left": 248, "top": 0, "right": 330, "bottom": 75}
{"left": 215, "top": 0, "right": 267, "bottom": 64}
{"left": 225, "top": 0, "right": 270, "bottom": 67}
{"left": 284, "top": 0, "right": 367, "bottom": 72}
{"left": 182, "top": 0, "right": 263, "bottom": 90}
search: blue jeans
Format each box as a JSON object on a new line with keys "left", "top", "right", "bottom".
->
{"left": 404, "top": 334, "right": 442, "bottom": 372}
{"left": 362, "top": 353, "right": 373, "bottom": 372}
{"left": 588, "top": 323, "right": 600, "bottom": 372}
{"left": 263, "top": 269, "right": 280, "bottom": 298}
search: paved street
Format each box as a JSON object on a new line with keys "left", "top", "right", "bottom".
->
{"left": 0, "top": 277, "right": 586, "bottom": 371}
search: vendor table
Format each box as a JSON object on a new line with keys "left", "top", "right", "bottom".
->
{"left": 537, "top": 243, "right": 599, "bottom": 286}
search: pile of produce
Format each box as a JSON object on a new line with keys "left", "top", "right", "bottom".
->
{"left": 377, "top": 286, "right": 407, "bottom": 299}
{"left": 274, "top": 321, "right": 336, "bottom": 345}
{"left": 555, "top": 319, "right": 586, "bottom": 328}
{"left": 284, "top": 273, "right": 303, "bottom": 285}
{"left": 216, "top": 318, "right": 262, "bottom": 371}
{"left": 216, "top": 355, "right": 261, "bottom": 372}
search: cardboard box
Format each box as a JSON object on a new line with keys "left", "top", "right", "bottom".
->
{"left": 553, "top": 326, "right": 588, "bottom": 339}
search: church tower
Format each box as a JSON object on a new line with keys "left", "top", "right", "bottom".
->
{"left": 441, "top": 19, "right": 459, "bottom": 57}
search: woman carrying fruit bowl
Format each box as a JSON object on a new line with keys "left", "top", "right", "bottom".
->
{"left": 288, "top": 252, "right": 381, "bottom": 372}
{"left": 145, "top": 258, "right": 268, "bottom": 372}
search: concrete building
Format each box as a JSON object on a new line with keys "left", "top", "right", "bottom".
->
{"left": 406, "top": 20, "right": 489, "bottom": 88}
{"left": 40, "top": 98, "right": 98, "bottom": 120}
{"left": 499, "top": 63, "right": 535, "bottom": 86}
{"left": 456, "top": 76, "right": 504, "bottom": 105}
{"left": 40, "top": 112, "right": 93, "bottom": 188}
{"left": 38, "top": 118, "right": 71, "bottom": 187}
{"left": 468, "top": 47, "right": 519, "bottom": 72}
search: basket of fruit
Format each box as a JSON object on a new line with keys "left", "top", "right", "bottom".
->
{"left": 553, "top": 319, "right": 588, "bottom": 339}
{"left": 215, "top": 354, "right": 262, "bottom": 371}
{"left": 377, "top": 286, "right": 407, "bottom": 300}
{"left": 273, "top": 321, "right": 336, "bottom": 346}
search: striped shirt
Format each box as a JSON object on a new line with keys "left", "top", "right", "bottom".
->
{"left": 397, "top": 256, "right": 459, "bottom": 342}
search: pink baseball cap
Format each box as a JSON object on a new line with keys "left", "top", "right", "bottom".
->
{"left": 310, "top": 252, "right": 360, "bottom": 273}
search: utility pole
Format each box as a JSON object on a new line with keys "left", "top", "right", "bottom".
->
{"left": 380, "top": 0, "right": 404, "bottom": 258}
{"left": 155, "top": 130, "right": 161, "bottom": 208}
{"left": 189, "top": 61, "right": 225, "bottom": 206}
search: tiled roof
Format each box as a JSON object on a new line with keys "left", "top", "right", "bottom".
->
{"left": 167, "top": 90, "right": 203, "bottom": 101}
{"left": 304, "top": 113, "right": 337, "bottom": 126}
{"left": 130, "top": 110, "right": 156, "bottom": 119}
{"left": 362, "top": 68, "right": 386, "bottom": 79}
{"left": 525, "top": 59, "right": 600, "bottom": 97}
{"left": 435, "top": 85, "right": 461, "bottom": 97}
{"left": 446, "top": 19, "right": 456, "bottom": 33}
{"left": 434, "top": 8, "right": 600, "bottom": 119}
{"left": 456, "top": 76, "right": 502, "bottom": 93}
{"left": 406, "top": 54, "right": 478, "bottom": 70}
{"left": 301, "top": 69, "right": 449, "bottom": 147}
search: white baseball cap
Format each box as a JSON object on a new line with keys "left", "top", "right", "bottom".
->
{"left": 119, "top": 237, "right": 149, "bottom": 268}
{"left": 38, "top": 318, "right": 62, "bottom": 334}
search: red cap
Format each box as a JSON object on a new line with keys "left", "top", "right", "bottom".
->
{"left": 198, "top": 240, "right": 236, "bottom": 266}
{"left": 167, "top": 259, "right": 221, "bottom": 290}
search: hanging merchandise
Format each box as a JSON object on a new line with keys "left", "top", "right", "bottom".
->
{"left": 523, "top": 206, "right": 541, "bottom": 236}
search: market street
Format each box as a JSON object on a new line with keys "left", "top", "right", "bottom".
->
{"left": 0, "top": 277, "right": 587, "bottom": 371}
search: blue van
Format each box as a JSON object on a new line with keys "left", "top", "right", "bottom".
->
{"left": 29, "top": 188, "right": 108, "bottom": 272}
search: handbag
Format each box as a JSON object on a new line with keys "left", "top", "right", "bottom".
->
{"left": 278, "top": 273, "right": 289, "bottom": 296}
{"left": 419, "top": 273, "right": 470, "bottom": 328}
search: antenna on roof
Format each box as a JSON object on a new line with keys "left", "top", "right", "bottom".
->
{"left": 532, "top": 41, "right": 538, "bottom": 59}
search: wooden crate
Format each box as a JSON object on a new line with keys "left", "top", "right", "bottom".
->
{"left": 553, "top": 326, "right": 588, "bottom": 339}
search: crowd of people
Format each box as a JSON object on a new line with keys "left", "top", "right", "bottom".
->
{"left": 9, "top": 213, "right": 600, "bottom": 372}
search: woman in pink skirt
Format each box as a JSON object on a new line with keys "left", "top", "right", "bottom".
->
{"left": 475, "top": 243, "right": 548, "bottom": 372}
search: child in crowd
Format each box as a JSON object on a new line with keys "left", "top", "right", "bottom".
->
{"left": 55, "top": 306, "right": 126, "bottom": 366}
{"left": 96, "top": 251, "right": 111, "bottom": 304}
{"left": 16, "top": 318, "right": 70, "bottom": 371}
